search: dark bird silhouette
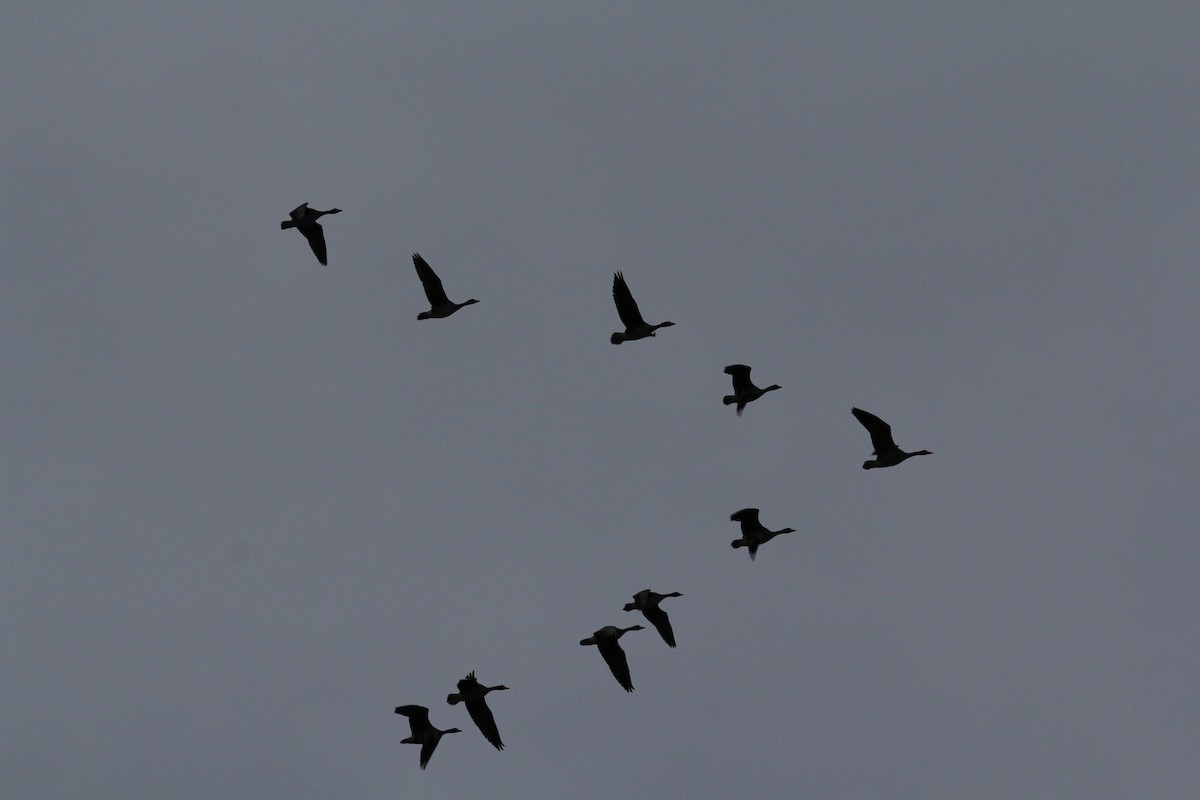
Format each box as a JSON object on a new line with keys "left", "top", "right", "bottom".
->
{"left": 394, "top": 704, "right": 461, "bottom": 769}
{"left": 412, "top": 253, "right": 479, "bottom": 319}
{"left": 446, "top": 671, "right": 508, "bottom": 751}
{"left": 610, "top": 272, "right": 674, "bottom": 344}
{"left": 730, "top": 508, "right": 796, "bottom": 560}
{"left": 623, "top": 589, "right": 682, "bottom": 648}
{"left": 280, "top": 203, "right": 342, "bottom": 265}
{"left": 579, "top": 625, "right": 644, "bottom": 691}
{"left": 723, "top": 364, "right": 780, "bottom": 416}
{"left": 851, "top": 407, "right": 931, "bottom": 469}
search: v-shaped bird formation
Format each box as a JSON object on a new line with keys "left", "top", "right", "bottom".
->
{"left": 277, "top": 203, "right": 932, "bottom": 769}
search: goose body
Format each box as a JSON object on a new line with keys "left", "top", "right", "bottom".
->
{"left": 280, "top": 203, "right": 342, "bottom": 265}
{"left": 412, "top": 253, "right": 478, "bottom": 319}
{"left": 610, "top": 272, "right": 674, "bottom": 344}
{"left": 446, "top": 671, "right": 508, "bottom": 750}
{"left": 851, "top": 407, "right": 931, "bottom": 469}
{"left": 394, "top": 704, "right": 461, "bottom": 769}
{"left": 723, "top": 364, "right": 780, "bottom": 416}
{"left": 730, "top": 507, "right": 796, "bottom": 560}
{"left": 623, "top": 589, "right": 682, "bottom": 648}
{"left": 579, "top": 624, "right": 644, "bottom": 691}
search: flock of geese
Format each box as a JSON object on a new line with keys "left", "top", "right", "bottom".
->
{"left": 282, "top": 202, "right": 933, "bottom": 770}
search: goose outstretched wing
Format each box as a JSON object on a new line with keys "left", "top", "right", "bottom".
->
{"left": 852, "top": 407, "right": 898, "bottom": 454}
{"left": 466, "top": 698, "right": 503, "bottom": 750}
{"left": 597, "top": 639, "right": 634, "bottom": 692}
{"left": 612, "top": 272, "right": 647, "bottom": 329}
{"left": 300, "top": 223, "right": 328, "bottom": 265}
{"left": 413, "top": 253, "right": 451, "bottom": 307}
{"left": 395, "top": 704, "right": 432, "bottom": 736}
{"left": 642, "top": 604, "right": 676, "bottom": 648}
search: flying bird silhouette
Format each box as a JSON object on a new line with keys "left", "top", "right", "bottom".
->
{"left": 723, "top": 364, "right": 780, "bottom": 416}
{"left": 610, "top": 272, "right": 675, "bottom": 344}
{"left": 394, "top": 704, "right": 461, "bottom": 769}
{"left": 412, "top": 253, "right": 479, "bottom": 319}
{"left": 623, "top": 589, "right": 682, "bottom": 647}
{"left": 730, "top": 508, "right": 796, "bottom": 560}
{"left": 280, "top": 203, "right": 341, "bottom": 265}
{"left": 851, "top": 408, "right": 931, "bottom": 469}
{"left": 580, "top": 625, "right": 644, "bottom": 691}
{"left": 446, "top": 672, "right": 508, "bottom": 750}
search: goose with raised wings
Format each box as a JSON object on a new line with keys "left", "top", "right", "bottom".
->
{"left": 412, "top": 253, "right": 478, "bottom": 319}
{"left": 610, "top": 272, "right": 674, "bottom": 344}
{"left": 851, "top": 407, "right": 931, "bottom": 469}
{"left": 723, "top": 364, "right": 780, "bottom": 416}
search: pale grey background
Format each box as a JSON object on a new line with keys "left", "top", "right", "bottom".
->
{"left": 3, "top": 4, "right": 1198, "bottom": 798}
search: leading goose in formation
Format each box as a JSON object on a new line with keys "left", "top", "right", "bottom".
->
{"left": 280, "top": 203, "right": 342, "bottom": 266}
{"left": 623, "top": 589, "right": 682, "bottom": 648}
{"left": 610, "top": 272, "right": 675, "bottom": 344}
{"left": 851, "top": 407, "right": 931, "bottom": 469}
{"left": 412, "top": 253, "right": 479, "bottom": 319}
{"left": 723, "top": 364, "right": 780, "bottom": 416}
{"left": 394, "top": 704, "right": 461, "bottom": 769}
{"left": 730, "top": 507, "right": 796, "bottom": 560}
{"left": 579, "top": 625, "right": 644, "bottom": 691}
{"left": 446, "top": 671, "right": 508, "bottom": 751}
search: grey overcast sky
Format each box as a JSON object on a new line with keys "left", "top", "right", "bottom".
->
{"left": 3, "top": 3, "right": 1198, "bottom": 798}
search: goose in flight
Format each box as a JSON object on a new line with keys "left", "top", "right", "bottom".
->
{"left": 398, "top": 705, "right": 463, "bottom": 767}
{"left": 730, "top": 508, "right": 795, "bottom": 560}
{"left": 610, "top": 272, "right": 674, "bottom": 344}
{"left": 446, "top": 672, "right": 508, "bottom": 751}
{"left": 723, "top": 364, "right": 780, "bottom": 416}
{"left": 412, "top": 253, "right": 479, "bottom": 319}
{"left": 280, "top": 203, "right": 342, "bottom": 265}
{"left": 394, "top": 704, "right": 461, "bottom": 769}
{"left": 623, "top": 589, "right": 682, "bottom": 648}
{"left": 851, "top": 407, "right": 931, "bottom": 469}
{"left": 580, "top": 625, "right": 644, "bottom": 691}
